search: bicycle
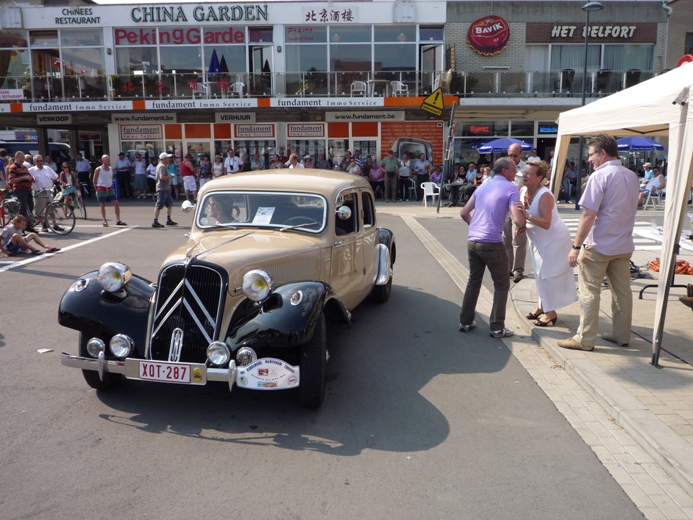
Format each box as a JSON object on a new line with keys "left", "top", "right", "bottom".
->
{"left": 56, "top": 185, "right": 87, "bottom": 220}
{"left": 2, "top": 192, "right": 76, "bottom": 235}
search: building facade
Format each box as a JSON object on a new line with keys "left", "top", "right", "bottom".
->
{"left": 0, "top": 0, "right": 675, "bottom": 170}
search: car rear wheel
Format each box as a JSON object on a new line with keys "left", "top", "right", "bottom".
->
{"left": 298, "top": 312, "right": 326, "bottom": 408}
{"left": 79, "top": 333, "right": 122, "bottom": 390}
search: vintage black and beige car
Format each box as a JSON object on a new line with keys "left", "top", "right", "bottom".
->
{"left": 59, "top": 170, "right": 395, "bottom": 407}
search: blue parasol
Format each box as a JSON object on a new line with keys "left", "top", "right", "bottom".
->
{"left": 208, "top": 49, "right": 221, "bottom": 79}
{"left": 617, "top": 136, "right": 664, "bottom": 151}
{"left": 475, "top": 138, "right": 533, "bottom": 154}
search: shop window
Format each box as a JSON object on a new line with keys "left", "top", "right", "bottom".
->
{"left": 160, "top": 46, "right": 202, "bottom": 73}
{"left": 60, "top": 28, "right": 103, "bottom": 47}
{"left": 374, "top": 44, "right": 416, "bottom": 81}
{"left": 30, "top": 31, "right": 59, "bottom": 47}
{"left": 249, "top": 28, "right": 273, "bottom": 43}
{"left": 285, "top": 26, "right": 326, "bottom": 44}
{"left": 419, "top": 27, "right": 444, "bottom": 42}
{"left": 550, "top": 44, "right": 600, "bottom": 72}
{"left": 0, "top": 30, "right": 29, "bottom": 91}
{"left": 330, "top": 44, "right": 371, "bottom": 74}
{"left": 203, "top": 45, "right": 245, "bottom": 75}
{"left": 374, "top": 25, "right": 415, "bottom": 43}
{"left": 460, "top": 121, "right": 508, "bottom": 137}
{"left": 510, "top": 121, "right": 534, "bottom": 137}
{"left": 116, "top": 47, "right": 158, "bottom": 75}
{"left": 603, "top": 44, "right": 653, "bottom": 71}
{"left": 329, "top": 25, "right": 371, "bottom": 43}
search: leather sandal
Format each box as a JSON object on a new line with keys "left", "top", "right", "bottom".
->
{"left": 526, "top": 311, "right": 543, "bottom": 320}
{"left": 534, "top": 316, "right": 557, "bottom": 327}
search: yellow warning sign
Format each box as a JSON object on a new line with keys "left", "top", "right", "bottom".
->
{"left": 421, "top": 88, "right": 445, "bottom": 116}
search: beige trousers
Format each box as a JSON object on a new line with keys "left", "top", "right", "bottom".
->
{"left": 576, "top": 246, "right": 633, "bottom": 347}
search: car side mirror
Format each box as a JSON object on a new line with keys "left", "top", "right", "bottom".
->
{"left": 182, "top": 200, "right": 196, "bottom": 213}
{"left": 336, "top": 206, "right": 352, "bottom": 220}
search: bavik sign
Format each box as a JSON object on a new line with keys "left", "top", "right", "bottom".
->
{"left": 467, "top": 16, "right": 510, "bottom": 56}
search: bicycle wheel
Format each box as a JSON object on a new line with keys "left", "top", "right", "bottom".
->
{"left": 45, "top": 202, "right": 75, "bottom": 235}
{"left": 76, "top": 195, "right": 87, "bottom": 219}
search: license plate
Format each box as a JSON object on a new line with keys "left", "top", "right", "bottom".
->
{"left": 138, "top": 361, "right": 192, "bottom": 383}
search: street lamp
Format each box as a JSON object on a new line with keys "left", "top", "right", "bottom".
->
{"left": 574, "top": 1, "right": 603, "bottom": 210}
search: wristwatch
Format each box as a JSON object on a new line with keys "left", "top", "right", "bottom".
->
{"left": 572, "top": 244, "right": 582, "bottom": 250}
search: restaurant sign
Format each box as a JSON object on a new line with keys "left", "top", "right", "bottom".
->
{"left": 130, "top": 5, "right": 268, "bottom": 23}
{"left": 526, "top": 23, "right": 656, "bottom": 44}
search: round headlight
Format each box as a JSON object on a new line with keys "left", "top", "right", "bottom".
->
{"left": 109, "top": 334, "right": 134, "bottom": 358}
{"left": 86, "top": 337, "right": 105, "bottom": 357}
{"left": 242, "top": 270, "right": 273, "bottom": 302}
{"left": 207, "top": 342, "right": 230, "bottom": 366}
{"left": 97, "top": 262, "right": 132, "bottom": 293}
{"left": 236, "top": 346, "right": 257, "bottom": 367}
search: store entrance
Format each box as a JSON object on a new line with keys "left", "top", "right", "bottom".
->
{"left": 537, "top": 138, "right": 556, "bottom": 163}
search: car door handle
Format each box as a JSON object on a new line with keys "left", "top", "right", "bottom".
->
{"left": 334, "top": 241, "right": 343, "bottom": 245}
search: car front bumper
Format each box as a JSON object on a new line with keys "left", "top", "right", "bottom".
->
{"left": 61, "top": 352, "right": 300, "bottom": 391}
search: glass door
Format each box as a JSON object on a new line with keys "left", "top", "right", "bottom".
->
{"left": 249, "top": 45, "right": 273, "bottom": 96}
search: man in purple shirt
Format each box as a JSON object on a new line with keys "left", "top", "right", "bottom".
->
{"left": 459, "top": 157, "right": 526, "bottom": 338}
{"left": 558, "top": 134, "right": 639, "bottom": 351}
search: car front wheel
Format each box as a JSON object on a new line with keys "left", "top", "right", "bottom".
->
{"left": 298, "top": 312, "right": 326, "bottom": 408}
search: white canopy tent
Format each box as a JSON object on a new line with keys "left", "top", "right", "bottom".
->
{"left": 550, "top": 64, "right": 693, "bottom": 365}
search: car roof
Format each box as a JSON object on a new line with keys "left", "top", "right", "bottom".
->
{"left": 203, "top": 169, "right": 371, "bottom": 195}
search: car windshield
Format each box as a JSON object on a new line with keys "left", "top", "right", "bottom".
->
{"left": 197, "top": 191, "right": 327, "bottom": 233}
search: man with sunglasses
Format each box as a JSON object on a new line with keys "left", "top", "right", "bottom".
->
{"left": 503, "top": 143, "right": 527, "bottom": 283}
{"left": 558, "top": 134, "right": 639, "bottom": 351}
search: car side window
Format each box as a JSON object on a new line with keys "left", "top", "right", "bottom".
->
{"left": 335, "top": 192, "right": 358, "bottom": 236}
{"left": 362, "top": 191, "right": 375, "bottom": 228}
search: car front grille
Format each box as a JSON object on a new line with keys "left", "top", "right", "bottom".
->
{"left": 149, "top": 263, "right": 226, "bottom": 364}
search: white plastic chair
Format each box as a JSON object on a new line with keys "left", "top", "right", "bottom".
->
{"left": 390, "top": 80, "right": 408, "bottom": 97}
{"left": 192, "top": 82, "right": 210, "bottom": 99}
{"left": 407, "top": 178, "right": 417, "bottom": 200}
{"left": 420, "top": 181, "right": 440, "bottom": 207}
{"left": 350, "top": 81, "right": 367, "bottom": 97}
{"left": 228, "top": 82, "right": 245, "bottom": 98}
{"left": 644, "top": 188, "right": 664, "bottom": 210}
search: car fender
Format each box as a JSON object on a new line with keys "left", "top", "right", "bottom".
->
{"left": 377, "top": 227, "right": 396, "bottom": 265}
{"left": 58, "top": 271, "right": 155, "bottom": 357}
{"left": 226, "top": 281, "right": 349, "bottom": 350}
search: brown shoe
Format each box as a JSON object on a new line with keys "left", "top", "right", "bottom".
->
{"left": 557, "top": 337, "right": 594, "bottom": 351}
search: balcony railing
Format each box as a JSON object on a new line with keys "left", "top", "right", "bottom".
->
{"left": 1, "top": 69, "right": 656, "bottom": 103}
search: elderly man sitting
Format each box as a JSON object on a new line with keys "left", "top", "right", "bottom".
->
{"left": 638, "top": 166, "right": 666, "bottom": 206}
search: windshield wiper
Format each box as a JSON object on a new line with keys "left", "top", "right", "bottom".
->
{"left": 278, "top": 221, "right": 320, "bottom": 232}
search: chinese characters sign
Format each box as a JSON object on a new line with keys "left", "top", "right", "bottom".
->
{"left": 302, "top": 8, "right": 358, "bottom": 23}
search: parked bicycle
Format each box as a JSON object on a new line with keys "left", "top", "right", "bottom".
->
{"left": 1, "top": 192, "right": 76, "bottom": 235}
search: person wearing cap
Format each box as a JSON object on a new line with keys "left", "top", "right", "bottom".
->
{"left": 303, "top": 155, "right": 315, "bottom": 169}
{"left": 181, "top": 153, "right": 198, "bottom": 202}
{"left": 114, "top": 151, "right": 133, "bottom": 199}
{"left": 380, "top": 150, "right": 400, "bottom": 203}
{"left": 288, "top": 154, "right": 304, "bottom": 169}
{"left": 152, "top": 152, "right": 178, "bottom": 228}
{"left": 642, "top": 162, "right": 654, "bottom": 181}
{"left": 527, "top": 148, "right": 541, "bottom": 163}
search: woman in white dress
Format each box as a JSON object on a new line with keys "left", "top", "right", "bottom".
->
{"left": 515, "top": 160, "right": 577, "bottom": 326}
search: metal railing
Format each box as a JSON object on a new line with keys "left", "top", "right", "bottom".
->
{"left": 0, "top": 69, "right": 657, "bottom": 102}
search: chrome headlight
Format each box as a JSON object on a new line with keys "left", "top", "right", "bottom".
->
{"left": 109, "top": 334, "right": 134, "bottom": 358}
{"left": 96, "top": 262, "right": 132, "bottom": 293}
{"left": 207, "top": 342, "right": 230, "bottom": 366}
{"left": 236, "top": 346, "right": 257, "bottom": 367}
{"left": 86, "top": 337, "right": 105, "bottom": 357}
{"left": 242, "top": 269, "right": 273, "bottom": 302}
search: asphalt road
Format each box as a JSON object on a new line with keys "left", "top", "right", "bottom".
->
{"left": 0, "top": 201, "right": 642, "bottom": 519}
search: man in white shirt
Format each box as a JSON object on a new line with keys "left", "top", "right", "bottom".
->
{"left": 75, "top": 153, "right": 92, "bottom": 197}
{"left": 224, "top": 149, "right": 242, "bottom": 174}
{"left": 638, "top": 166, "right": 666, "bottom": 205}
{"left": 29, "top": 154, "right": 62, "bottom": 232}
{"left": 288, "top": 154, "right": 304, "bottom": 169}
{"left": 526, "top": 148, "right": 541, "bottom": 163}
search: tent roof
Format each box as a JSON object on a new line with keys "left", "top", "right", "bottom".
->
{"left": 555, "top": 64, "right": 693, "bottom": 137}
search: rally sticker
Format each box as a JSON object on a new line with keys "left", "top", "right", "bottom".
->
{"left": 236, "top": 357, "right": 300, "bottom": 390}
